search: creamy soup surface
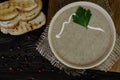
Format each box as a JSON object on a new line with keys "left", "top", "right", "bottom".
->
{"left": 49, "top": 6, "right": 113, "bottom": 67}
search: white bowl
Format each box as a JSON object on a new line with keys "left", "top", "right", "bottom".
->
{"left": 48, "top": 1, "right": 116, "bottom": 69}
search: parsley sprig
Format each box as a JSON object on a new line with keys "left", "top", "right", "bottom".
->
{"left": 72, "top": 6, "right": 92, "bottom": 29}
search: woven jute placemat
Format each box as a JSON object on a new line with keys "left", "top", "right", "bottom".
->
{"left": 36, "top": 0, "right": 120, "bottom": 76}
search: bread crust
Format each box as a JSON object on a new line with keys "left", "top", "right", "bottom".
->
{"left": 9, "top": 0, "right": 37, "bottom": 11}
{"left": 20, "top": 0, "right": 43, "bottom": 21}
{"left": 0, "top": 15, "right": 20, "bottom": 29}
{"left": 0, "top": 1, "right": 19, "bottom": 21}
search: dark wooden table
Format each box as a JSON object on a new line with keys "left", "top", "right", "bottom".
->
{"left": 108, "top": 0, "right": 120, "bottom": 72}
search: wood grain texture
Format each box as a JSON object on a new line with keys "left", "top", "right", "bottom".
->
{"left": 108, "top": 0, "right": 120, "bottom": 72}
{"left": 47, "top": 0, "right": 120, "bottom": 72}
{"left": 108, "top": 0, "right": 120, "bottom": 35}
{"left": 47, "top": 0, "right": 57, "bottom": 24}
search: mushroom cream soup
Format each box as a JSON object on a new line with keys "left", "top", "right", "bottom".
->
{"left": 48, "top": 3, "right": 115, "bottom": 69}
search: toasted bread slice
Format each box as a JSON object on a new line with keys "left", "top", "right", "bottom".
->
{"left": 20, "top": 0, "right": 42, "bottom": 21}
{"left": 0, "top": 1, "right": 19, "bottom": 21}
{"left": 10, "top": 0, "right": 37, "bottom": 11}
{"left": 0, "top": 15, "right": 20, "bottom": 29}
{"left": 1, "top": 12, "right": 46, "bottom": 35}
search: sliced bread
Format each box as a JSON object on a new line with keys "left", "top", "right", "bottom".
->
{"left": 1, "top": 12, "right": 46, "bottom": 35}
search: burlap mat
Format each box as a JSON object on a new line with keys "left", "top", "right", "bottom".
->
{"left": 36, "top": 0, "right": 120, "bottom": 76}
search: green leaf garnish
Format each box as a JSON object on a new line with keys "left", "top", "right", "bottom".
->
{"left": 72, "top": 6, "right": 92, "bottom": 29}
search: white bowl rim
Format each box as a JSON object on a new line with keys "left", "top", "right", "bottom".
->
{"left": 48, "top": 1, "right": 116, "bottom": 69}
